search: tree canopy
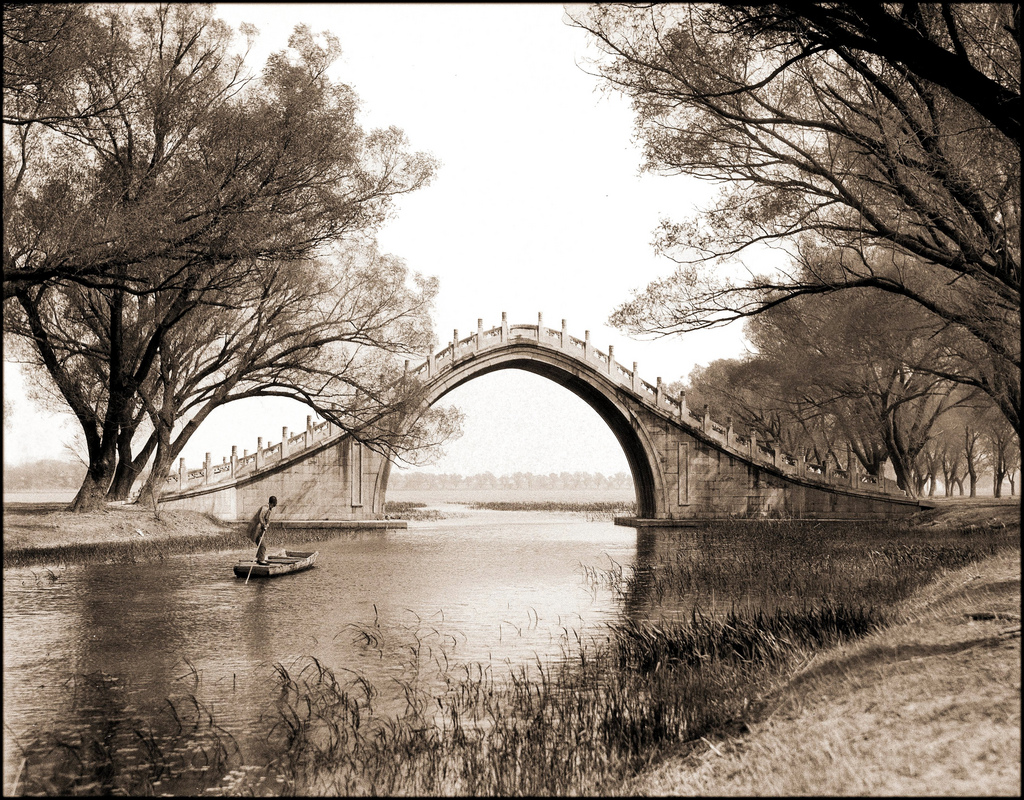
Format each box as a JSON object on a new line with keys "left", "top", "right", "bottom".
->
{"left": 3, "top": 4, "right": 450, "bottom": 510}
{"left": 567, "top": 3, "right": 1020, "bottom": 433}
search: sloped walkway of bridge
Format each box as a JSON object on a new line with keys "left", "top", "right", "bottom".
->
{"left": 162, "top": 313, "right": 907, "bottom": 513}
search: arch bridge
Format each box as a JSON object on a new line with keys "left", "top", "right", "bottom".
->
{"left": 158, "top": 313, "right": 923, "bottom": 526}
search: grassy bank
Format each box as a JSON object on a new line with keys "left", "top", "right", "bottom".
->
{"left": 10, "top": 508, "right": 1019, "bottom": 796}
{"left": 2, "top": 505, "right": 244, "bottom": 569}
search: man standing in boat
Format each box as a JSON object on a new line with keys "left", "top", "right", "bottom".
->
{"left": 247, "top": 496, "right": 277, "bottom": 565}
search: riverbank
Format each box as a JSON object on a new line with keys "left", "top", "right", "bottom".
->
{"left": 2, "top": 503, "right": 244, "bottom": 569}
{"left": 4, "top": 498, "right": 1020, "bottom": 796}
{"left": 622, "top": 546, "right": 1021, "bottom": 796}
{"left": 5, "top": 496, "right": 1017, "bottom": 569}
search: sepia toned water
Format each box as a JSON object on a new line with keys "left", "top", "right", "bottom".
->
{"left": 3, "top": 508, "right": 646, "bottom": 791}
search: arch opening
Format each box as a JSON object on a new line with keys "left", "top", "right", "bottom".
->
{"left": 380, "top": 346, "right": 665, "bottom": 519}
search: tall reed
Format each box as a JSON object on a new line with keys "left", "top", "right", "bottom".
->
{"left": 14, "top": 518, "right": 1018, "bottom": 796}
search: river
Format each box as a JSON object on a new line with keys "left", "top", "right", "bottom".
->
{"left": 3, "top": 507, "right": 648, "bottom": 793}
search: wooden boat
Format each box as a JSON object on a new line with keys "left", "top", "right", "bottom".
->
{"left": 234, "top": 550, "right": 318, "bottom": 578}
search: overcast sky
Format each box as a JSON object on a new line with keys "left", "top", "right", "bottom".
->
{"left": 2, "top": 3, "right": 751, "bottom": 476}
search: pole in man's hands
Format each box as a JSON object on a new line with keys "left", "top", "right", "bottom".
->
{"left": 245, "top": 525, "right": 268, "bottom": 585}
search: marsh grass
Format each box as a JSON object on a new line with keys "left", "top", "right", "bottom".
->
{"left": 383, "top": 501, "right": 451, "bottom": 521}
{"left": 14, "top": 519, "right": 1019, "bottom": 796}
{"left": 468, "top": 500, "right": 637, "bottom": 516}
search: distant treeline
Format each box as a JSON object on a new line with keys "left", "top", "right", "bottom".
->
{"left": 388, "top": 471, "right": 634, "bottom": 491}
{"left": 4, "top": 459, "right": 86, "bottom": 491}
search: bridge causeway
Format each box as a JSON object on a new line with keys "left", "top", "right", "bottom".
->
{"left": 158, "top": 313, "right": 921, "bottom": 525}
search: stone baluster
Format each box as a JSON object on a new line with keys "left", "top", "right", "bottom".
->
{"left": 632, "top": 361, "right": 639, "bottom": 393}
{"left": 501, "top": 311, "right": 508, "bottom": 343}
{"left": 477, "top": 318, "right": 484, "bottom": 350}
{"left": 452, "top": 329, "right": 458, "bottom": 360}
{"left": 561, "top": 318, "right": 568, "bottom": 350}
{"left": 772, "top": 444, "right": 781, "bottom": 468}
{"left": 256, "top": 437, "right": 263, "bottom": 470}
{"left": 204, "top": 452, "right": 212, "bottom": 484}
{"left": 537, "top": 312, "right": 545, "bottom": 343}
{"left": 584, "top": 330, "right": 592, "bottom": 361}
{"left": 178, "top": 457, "right": 186, "bottom": 488}
{"left": 749, "top": 430, "right": 757, "bottom": 461}
{"left": 607, "top": 344, "right": 615, "bottom": 374}
{"left": 797, "top": 451, "right": 806, "bottom": 477}
{"left": 702, "top": 404, "right": 710, "bottom": 433}
{"left": 726, "top": 416, "right": 734, "bottom": 448}
{"left": 427, "top": 351, "right": 435, "bottom": 378}
{"left": 230, "top": 446, "right": 238, "bottom": 477}
{"left": 281, "top": 427, "right": 289, "bottom": 457}
{"left": 677, "top": 390, "right": 687, "bottom": 418}
{"left": 656, "top": 377, "right": 664, "bottom": 406}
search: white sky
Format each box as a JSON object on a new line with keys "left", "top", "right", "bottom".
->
{"left": 2, "top": 3, "right": 751, "bottom": 476}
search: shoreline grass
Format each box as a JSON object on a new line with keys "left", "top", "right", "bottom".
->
{"left": 11, "top": 516, "right": 1018, "bottom": 796}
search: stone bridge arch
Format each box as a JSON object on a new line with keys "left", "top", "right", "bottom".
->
{"left": 379, "top": 340, "right": 665, "bottom": 519}
{"left": 158, "top": 313, "right": 925, "bottom": 524}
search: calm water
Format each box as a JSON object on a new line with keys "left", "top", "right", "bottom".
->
{"left": 3, "top": 507, "right": 646, "bottom": 792}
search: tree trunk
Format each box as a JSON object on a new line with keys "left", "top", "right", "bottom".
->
{"left": 69, "top": 456, "right": 117, "bottom": 511}
{"left": 108, "top": 432, "right": 158, "bottom": 500}
{"left": 994, "top": 470, "right": 1005, "bottom": 498}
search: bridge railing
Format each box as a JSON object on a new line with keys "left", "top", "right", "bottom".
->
{"left": 163, "top": 313, "right": 905, "bottom": 499}
{"left": 164, "top": 415, "right": 344, "bottom": 495}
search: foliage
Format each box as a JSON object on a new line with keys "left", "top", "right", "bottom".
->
{"left": 3, "top": 5, "right": 445, "bottom": 509}
{"left": 567, "top": 3, "right": 1020, "bottom": 432}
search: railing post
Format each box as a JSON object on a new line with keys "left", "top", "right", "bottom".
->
{"left": 537, "top": 312, "right": 545, "bottom": 343}
{"left": 677, "top": 390, "right": 687, "bottom": 418}
{"left": 230, "top": 446, "right": 238, "bottom": 478}
{"left": 204, "top": 452, "right": 211, "bottom": 485}
{"left": 773, "top": 444, "right": 781, "bottom": 468}
{"left": 584, "top": 330, "right": 592, "bottom": 361}
{"left": 427, "top": 351, "right": 435, "bottom": 378}
{"left": 281, "top": 427, "right": 289, "bottom": 457}
{"left": 726, "top": 416, "right": 734, "bottom": 448}
{"left": 749, "top": 430, "right": 757, "bottom": 461}
{"left": 702, "top": 404, "right": 710, "bottom": 433}
{"left": 477, "top": 318, "right": 483, "bottom": 350}
{"left": 501, "top": 311, "right": 508, "bottom": 342}
{"left": 561, "top": 318, "right": 568, "bottom": 350}
{"left": 656, "top": 377, "right": 664, "bottom": 406}
{"left": 452, "top": 329, "right": 458, "bottom": 361}
{"left": 631, "top": 361, "right": 639, "bottom": 393}
{"left": 607, "top": 344, "right": 615, "bottom": 375}
{"left": 178, "top": 457, "right": 186, "bottom": 488}
{"left": 256, "top": 437, "right": 263, "bottom": 470}
{"left": 797, "top": 452, "right": 805, "bottom": 477}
